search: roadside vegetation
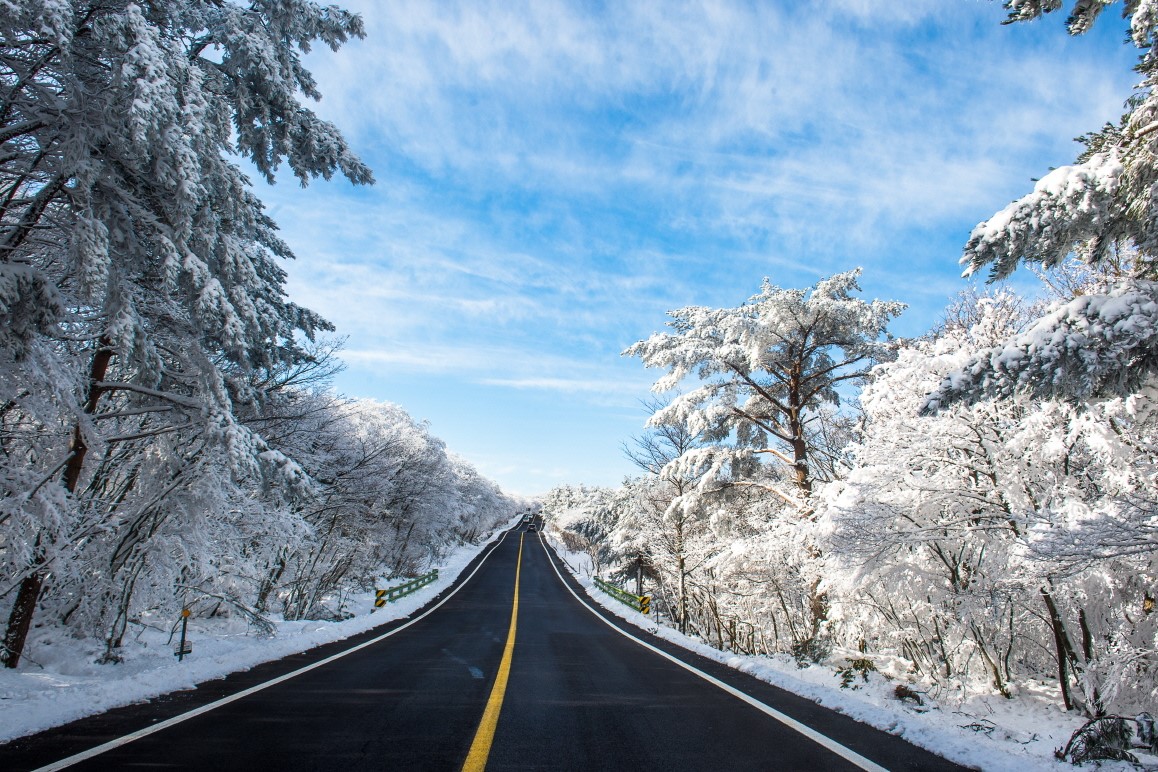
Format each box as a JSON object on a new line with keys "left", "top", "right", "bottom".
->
{"left": 0, "top": 0, "right": 519, "bottom": 670}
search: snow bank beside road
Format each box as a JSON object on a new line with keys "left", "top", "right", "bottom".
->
{"left": 0, "top": 520, "right": 518, "bottom": 744}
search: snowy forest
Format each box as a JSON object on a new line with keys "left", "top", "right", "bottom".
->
{"left": 0, "top": 0, "right": 519, "bottom": 669}
{"left": 543, "top": 1, "right": 1158, "bottom": 722}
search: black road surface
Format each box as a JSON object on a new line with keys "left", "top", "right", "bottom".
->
{"left": 0, "top": 527, "right": 971, "bottom": 771}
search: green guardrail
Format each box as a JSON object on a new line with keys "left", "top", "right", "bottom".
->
{"left": 593, "top": 577, "right": 650, "bottom": 615}
{"left": 374, "top": 569, "right": 439, "bottom": 608}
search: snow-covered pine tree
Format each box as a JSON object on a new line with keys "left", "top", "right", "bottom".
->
{"left": 0, "top": 0, "right": 371, "bottom": 667}
{"left": 625, "top": 269, "right": 904, "bottom": 659}
{"left": 931, "top": 1, "right": 1158, "bottom": 404}
{"left": 625, "top": 268, "right": 904, "bottom": 504}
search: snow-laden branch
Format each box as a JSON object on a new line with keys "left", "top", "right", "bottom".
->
{"left": 93, "top": 381, "right": 204, "bottom": 410}
{"left": 924, "top": 280, "right": 1158, "bottom": 410}
{"left": 961, "top": 153, "right": 1125, "bottom": 281}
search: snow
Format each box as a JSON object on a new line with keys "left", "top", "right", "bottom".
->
{"left": 0, "top": 518, "right": 518, "bottom": 744}
{"left": 543, "top": 536, "right": 1154, "bottom": 772}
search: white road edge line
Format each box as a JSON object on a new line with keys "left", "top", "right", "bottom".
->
{"left": 536, "top": 535, "right": 889, "bottom": 772}
{"left": 33, "top": 530, "right": 514, "bottom": 772}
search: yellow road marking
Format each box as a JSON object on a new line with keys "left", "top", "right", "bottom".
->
{"left": 462, "top": 533, "right": 523, "bottom": 772}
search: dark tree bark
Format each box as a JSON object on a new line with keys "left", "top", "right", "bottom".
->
{"left": 3, "top": 339, "right": 112, "bottom": 668}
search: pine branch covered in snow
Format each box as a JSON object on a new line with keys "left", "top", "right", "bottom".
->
{"left": 965, "top": 2, "right": 1158, "bottom": 280}
{"left": 924, "top": 280, "right": 1158, "bottom": 409}
{"left": 961, "top": 153, "right": 1126, "bottom": 281}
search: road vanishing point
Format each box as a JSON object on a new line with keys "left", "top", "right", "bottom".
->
{"left": 0, "top": 526, "right": 968, "bottom": 771}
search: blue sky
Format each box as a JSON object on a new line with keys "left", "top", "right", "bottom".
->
{"left": 255, "top": 0, "right": 1138, "bottom": 496}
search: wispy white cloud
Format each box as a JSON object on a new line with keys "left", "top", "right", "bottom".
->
{"left": 478, "top": 376, "right": 646, "bottom": 395}
{"left": 340, "top": 338, "right": 653, "bottom": 400}
{"left": 306, "top": 0, "right": 1133, "bottom": 242}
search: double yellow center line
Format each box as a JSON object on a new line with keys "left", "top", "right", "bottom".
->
{"left": 461, "top": 533, "right": 524, "bottom": 772}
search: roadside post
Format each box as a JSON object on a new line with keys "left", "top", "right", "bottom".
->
{"left": 175, "top": 608, "right": 192, "bottom": 661}
{"left": 635, "top": 552, "right": 643, "bottom": 597}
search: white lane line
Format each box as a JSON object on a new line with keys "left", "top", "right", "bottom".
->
{"left": 536, "top": 535, "right": 889, "bottom": 772}
{"left": 34, "top": 531, "right": 514, "bottom": 772}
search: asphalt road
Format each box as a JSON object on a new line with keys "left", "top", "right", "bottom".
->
{"left": 0, "top": 526, "right": 970, "bottom": 771}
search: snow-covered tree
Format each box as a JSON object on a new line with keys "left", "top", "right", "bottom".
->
{"left": 911, "top": 6, "right": 1158, "bottom": 709}
{"left": 620, "top": 270, "right": 903, "bottom": 659}
{"left": 252, "top": 396, "right": 514, "bottom": 623}
{"left": 0, "top": 0, "right": 372, "bottom": 667}
{"left": 964, "top": 2, "right": 1158, "bottom": 281}
{"left": 936, "top": 1, "right": 1158, "bottom": 402}
{"left": 542, "top": 484, "right": 633, "bottom": 577}
{"left": 830, "top": 295, "right": 1041, "bottom": 697}
{"left": 625, "top": 269, "right": 904, "bottom": 504}
{"left": 830, "top": 290, "right": 1158, "bottom": 713}
{"left": 619, "top": 401, "right": 717, "bottom": 634}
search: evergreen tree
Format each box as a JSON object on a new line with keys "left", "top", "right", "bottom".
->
{"left": 625, "top": 268, "right": 904, "bottom": 504}
{"left": 940, "top": 0, "right": 1158, "bottom": 403}
{"left": 0, "top": 0, "right": 371, "bottom": 667}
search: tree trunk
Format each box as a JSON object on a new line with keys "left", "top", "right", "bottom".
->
{"left": 1041, "top": 587, "right": 1096, "bottom": 714}
{"left": 970, "top": 622, "right": 1012, "bottom": 698}
{"left": 62, "top": 342, "right": 113, "bottom": 494}
{"left": 256, "top": 550, "right": 288, "bottom": 613}
{"left": 3, "top": 339, "right": 113, "bottom": 668}
{"left": 791, "top": 432, "right": 811, "bottom": 496}
{"left": 787, "top": 369, "right": 812, "bottom": 496}
{"left": 675, "top": 522, "right": 688, "bottom": 635}
{"left": 1, "top": 570, "right": 43, "bottom": 668}
{"left": 808, "top": 576, "right": 828, "bottom": 639}
{"left": 102, "top": 558, "right": 146, "bottom": 663}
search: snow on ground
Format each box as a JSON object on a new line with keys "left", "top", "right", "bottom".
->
{"left": 0, "top": 517, "right": 519, "bottom": 744}
{"left": 541, "top": 536, "right": 1153, "bottom": 772}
